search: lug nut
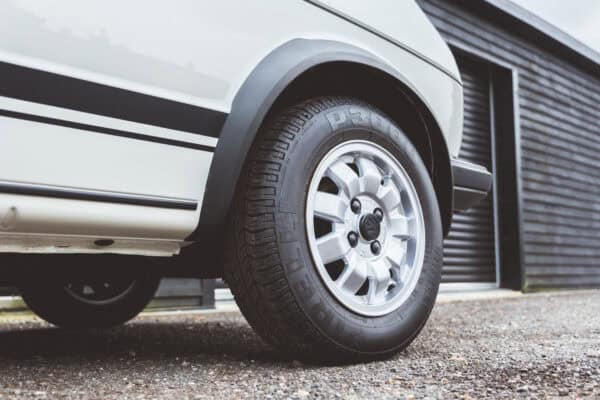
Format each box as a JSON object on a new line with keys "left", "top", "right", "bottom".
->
{"left": 374, "top": 208, "right": 384, "bottom": 222}
{"left": 350, "top": 198, "right": 361, "bottom": 214}
{"left": 370, "top": 240, "right": 381, "bottom": 255}
{"left": 347, "top": 231, "right": 359, "bottom": 248}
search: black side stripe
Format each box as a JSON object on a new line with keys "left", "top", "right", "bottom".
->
{"left": 0, "top": 181, "right": 198, "bottom": 211}
{"left": 0, "top": 61, "right": 227, "bottom": 137}
{"left": 0, "top": 109, "right": 215, "bottom": 152}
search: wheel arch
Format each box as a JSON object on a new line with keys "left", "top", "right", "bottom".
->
{"left": 186, "top": 39, "right": 453, "bottom": 273}
{"left": 265, "top": 61, "right": 454, "bottom": 237}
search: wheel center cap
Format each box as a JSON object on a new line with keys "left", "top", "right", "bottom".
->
{"left": 359, "top": 214, "right": 381, "bottom": 241}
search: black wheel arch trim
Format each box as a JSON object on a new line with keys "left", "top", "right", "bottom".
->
{"left": 186, "top": 38, "right": 454, "bottom": 249}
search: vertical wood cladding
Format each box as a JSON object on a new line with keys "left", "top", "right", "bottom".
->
{"left": 418, "top": 0, "right": 600, "bottom": 289}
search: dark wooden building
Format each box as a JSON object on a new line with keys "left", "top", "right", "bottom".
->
{"left": 418, "top": 0, "right": 600, "bottom": 290}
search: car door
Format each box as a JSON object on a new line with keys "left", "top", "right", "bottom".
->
{"left": 0, "top": 1, "right": 227, "bottom": 252}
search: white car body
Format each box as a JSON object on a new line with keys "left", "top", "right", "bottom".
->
{"left": 0, "top": 0, "right": 464, "bottom": 258}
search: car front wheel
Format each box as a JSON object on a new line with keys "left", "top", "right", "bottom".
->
{"left": 224, "top": 96, "right": 443, "bottom": 361}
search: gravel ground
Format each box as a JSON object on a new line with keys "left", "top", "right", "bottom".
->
{"left": 0, "top": 291, "right": 598, "bottom": 399}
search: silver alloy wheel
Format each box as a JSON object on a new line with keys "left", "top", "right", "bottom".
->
{"left": 306, "top": 140, "right": 426, "bottom": 317}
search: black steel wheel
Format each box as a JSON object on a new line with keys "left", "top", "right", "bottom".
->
{"left": 19, "top": 266, "right": 160, "bottom": 329}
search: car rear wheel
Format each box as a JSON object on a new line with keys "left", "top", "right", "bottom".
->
{"left": 19, "top": 267, "right": 160, "bottom": 329}
{"left": 224, "top": 96, "right": 443, "bottom": 361}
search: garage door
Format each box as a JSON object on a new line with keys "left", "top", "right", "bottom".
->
{"left": 442, "top": 55, "right": 497, "bottom": 284}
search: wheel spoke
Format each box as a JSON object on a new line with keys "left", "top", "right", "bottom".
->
{"left": 313, "top": 191, "right": 347, "bottom": 223}
{"left": 327, "top": 160, "right": 360, "bottom": 198}
{"left": 336, "top": 253, "right": 368, "bottom": 294}
{"left": 316, "top": 231, "right": 351, "bottom": 264}
{"left": 366, "top": 259, "right": 392, "bottom": 303}
{"left": 389, "top": 215, "right": 411, "bottom": 239}
{"left": 377, "top": 184, "right": 402, "bottom": 211}
{"left": 83, "top": 284, "right": 95, "bottom": 296}
{"left": 356, "top": 157, "right": 383, "bottom": 195}
{"left": 385, "top": 237, "right": 407, "bottom": 269}
{"left": 68, "top": 282, "right": 85, "bottom": 296}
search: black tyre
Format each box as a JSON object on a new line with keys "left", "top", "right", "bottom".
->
{"left": 19, "top": 266, "right": 160, "bottom": 329}
{"left": 224, "top": 96, "right": 443, "bottom": 361}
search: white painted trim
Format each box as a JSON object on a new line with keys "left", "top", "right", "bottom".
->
{"left": 437, "top": 289, "right": 521, "bottom": 304}
{"left": 439, "top": 282, "right": 499, "bottom": 292}
{"left": 215, "top": 288, "right": 235, "bottom": 301}
{"left": 0, "top": 296, "right": 27, "bottom": 312}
